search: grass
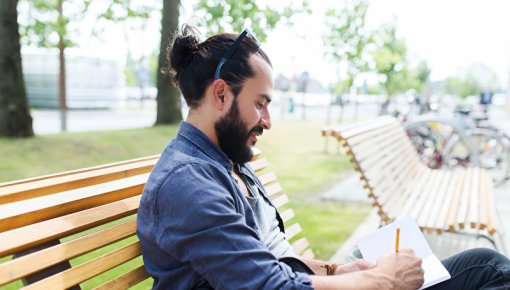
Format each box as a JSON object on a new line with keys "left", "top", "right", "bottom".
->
{"left": 0, "top": 119, "right": 370, "bottom": 288}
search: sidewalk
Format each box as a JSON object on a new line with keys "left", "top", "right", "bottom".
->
{"left": 324, "top": 106, "right": 510, "bottom": 263}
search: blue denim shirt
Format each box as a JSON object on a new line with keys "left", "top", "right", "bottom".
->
{"left": 137, "top": 122, "right": 313, "bottom": 290}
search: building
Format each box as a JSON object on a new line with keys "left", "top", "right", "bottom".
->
{"left": 22, "top": 49, "right": 124, "bottom": 109}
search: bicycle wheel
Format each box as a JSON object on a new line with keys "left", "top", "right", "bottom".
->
{"left": 444, "top": 128, "right": 509, "bottom": 186}
{"left": 405, "top": 122, "right": 444, "bottom": 169}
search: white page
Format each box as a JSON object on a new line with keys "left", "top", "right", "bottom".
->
{"left": 356, "top": 218, "right": 450, "bottom": 289}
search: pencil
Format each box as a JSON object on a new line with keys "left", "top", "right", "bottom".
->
{"left": 395, "top": 227, "right": 400, "bottom": 253}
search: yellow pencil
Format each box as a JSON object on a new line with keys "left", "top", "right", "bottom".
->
{"left": 395, "top": 227, "right": 400, "bottom": 253}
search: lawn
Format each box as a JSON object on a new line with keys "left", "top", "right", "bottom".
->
{"left": 0, "top": 119, "right": 370, "bottom": 288}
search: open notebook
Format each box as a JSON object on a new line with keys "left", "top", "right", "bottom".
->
{"left": 357, "top": 218, "right": 451, "bottom": 289}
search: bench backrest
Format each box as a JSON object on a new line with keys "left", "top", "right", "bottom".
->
{"left": 0, "top": 148, "right": 312, "bottom": 289}
{"left": 322, "top": 116, "right": 497, "bottom": 236}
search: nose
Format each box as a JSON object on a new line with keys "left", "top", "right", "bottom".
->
{"left": 260, "top": 108, "right": 271, "bottom": 130}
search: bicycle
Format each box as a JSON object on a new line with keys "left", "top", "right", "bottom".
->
{"left": 404, "top": 113, "right": 510, "bottom": 186}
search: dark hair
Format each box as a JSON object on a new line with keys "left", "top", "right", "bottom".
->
{"left": 164, "top": 24, "right": 272, "bottom": 108}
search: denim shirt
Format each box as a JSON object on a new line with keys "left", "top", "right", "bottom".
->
{"left": 137, "top": 122, "right": 313, "bottom": 290}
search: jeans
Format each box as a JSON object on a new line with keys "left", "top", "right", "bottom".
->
{"left": 430, "top": 248, "right": 510, "bottom": 290}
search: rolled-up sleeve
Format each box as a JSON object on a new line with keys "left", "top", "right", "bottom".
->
{"left": 154, "top": 163, "right": 313, "bottom": 290}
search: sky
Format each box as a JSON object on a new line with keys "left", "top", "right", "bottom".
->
{"left": 80, "top": 0, "right": 510, "bottom": 89}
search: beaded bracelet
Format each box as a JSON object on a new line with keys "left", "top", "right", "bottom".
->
{"left": 320, "top": 263, "right": 338, "bottom": 275}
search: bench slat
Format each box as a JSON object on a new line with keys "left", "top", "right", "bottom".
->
{"left": 285, "top": 223, "right": 302, "bottom": 241}
{"left": 92, "top": 265, "right": 149, "bottom": 290}
{"left": 22, "top": 242, "right": 142, "bottom": 290}
{"left": 265, "top": 183, "right": 283, "bottom": 197}
{"left": 0, "top": 219, "right": 136, "bottom": 286}
{"left": 249, "top": 158, "right": 269, "bottom": 172}
{"left": 0, "top": 159, "right": 156, "bottom": 205}
{"left": 0, "top": 174, "right": 148, "bottom": 232}
{"left": 258, "top": 172, "right": 278, "bottom": 186}
{"left": 0, "top": 196, "right": 140, "bottom": 257}
{"left": 272, "top": 194, "right": 289, "bottom": 209}
{"left": 280, "top": 208, "right": 295, "bottom": 223}
{"left": 291, "top": 237, "right": 310, "bottom": 255}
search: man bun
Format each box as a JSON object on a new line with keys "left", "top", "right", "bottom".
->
{"left": 167, "top": 25, "right": 201, "bottom": 85}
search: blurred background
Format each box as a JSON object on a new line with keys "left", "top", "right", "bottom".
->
{"left": 1, "top": 0, "right": 510, "bottom": 262}
{"left": 1, "top": 0, "right": 508, "bottom": 136}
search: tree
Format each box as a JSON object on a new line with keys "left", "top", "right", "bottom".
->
{"left": 441, "top": 62, "right": 501, "bottom": 98}
{"left": 155, "top": 0, "right": 181, "bottom": 125}
{"left": 370, "top": 22, "right": 408, "bottom": 98}
{"left": 19, "top": 0, "right": 151, "bottom": 131}
{"left": 0, "top": 0, "right": 34, "bottom": 137}
{"left": 194, "top": 0, "right": 309, "bottom": 42}
{"left": 323, "top": 0, "right": 372, "bottom": 119}
{"left": 154, "top": 0, "right": 309, "bottom": 125}
{"left": 324, "top": 0, "right": 371, "bottom": 93}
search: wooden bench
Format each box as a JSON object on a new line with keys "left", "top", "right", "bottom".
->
{"left": 322, "top": 115, "right": 506, "bottom": 253}
{"left": 0, "top": 148, "right": 313, "bottom": 289}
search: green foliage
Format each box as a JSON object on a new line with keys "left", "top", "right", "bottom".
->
{"left": 369, "top": 23, "right": 432, "bottom": 98}
{"left": 441, "top": 62, "right": 502, "bottom": 98}
{"left": 323, "top": 0, "right": 372, "bottom": 94}
{"left": 18, "top": 0, "right": 152, "bottom": 49}
{"left": 194, "top": 0, "right": 310, "bottom": 42}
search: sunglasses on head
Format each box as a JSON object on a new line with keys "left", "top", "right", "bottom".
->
{"left": 214, "top": 28, "right": 259, "bottom": 80}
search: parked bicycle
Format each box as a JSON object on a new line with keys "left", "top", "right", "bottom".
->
{"left": 404, "top": 111, "right": 510, "bottom": 186}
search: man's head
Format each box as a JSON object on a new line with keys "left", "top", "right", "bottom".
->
{"left": 166, "top": 25, "right": 273, "bottom": 163}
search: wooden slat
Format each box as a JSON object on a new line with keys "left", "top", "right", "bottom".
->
{"left": 433, "top": 172, "right": 459, "bottom": 234}
{"left": 347, "top": 124, "right": 402, "bottom": 152}
{"left": 468, "top": 168, "right": 480, "bottom": 229}
{"left": 398, "top": 170, "right": 433, "bottom": 219}
{"left": 258, "top": 172, "right": 278, "bottom": 186}
{"left": 334, "top": 116, "right": 397, "bottom": 140}
{"left": 482, "top": 170, "right": 496, "bottom": 235}
{"left": 423, "top": 171, "right": 452, "bottom": 233}
{"left": 271, "top": 194, "right": 289, "bottom": 209}
{"left": 264, "top": 183, "right": 283, "bottom": 197}
{"left": 0, "top": 196, "right": 140, "bottom": 257}
{"left": 0, "top": 159, "right": 157, "bottom": 205}
{"left": 0, "top": 219, "right": 136, "bottom": 286}
{"left": 478, "top": 170, "right": 490, "bottom": 231}
{"left": 301, "top": 249, "right": 315, "bottom": 259}
{"left": 285, "top": 223, "right": 302, "bottom": 241}
{"left": 446, "top": 171, "right": 465, "bottom": 232}
{"left": 0, "top": 174, "right": 148, "bottom": 232}
{"left": 249, "top": 158, "right": 269, "bottom": 172}
{"left": 456, "top": 168, "right": 473, "bottom": 229}
{"left": 22, "top": 242, "right": 142, "bottom": 290}
{"left": 92, "top": 265, "right": 149, "bottom": 290}
{"left": 416, "top": 172, "right": 447, "bottom": 233}
{"left": 291, "top": 237, "right": 310, "bottom": 255}
{"left": 0, "top": 155, "right": 158, "bottom": 189}
{"left": 280, "top": 208, "right": 295, "bottom": 223}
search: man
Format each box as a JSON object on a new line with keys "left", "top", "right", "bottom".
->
{"left": 137, "top": 25, "right": 510, "bottom": 289}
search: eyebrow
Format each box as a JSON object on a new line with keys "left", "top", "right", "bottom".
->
{"left": 259, "top": 94, "right": 272, "bottom": 103}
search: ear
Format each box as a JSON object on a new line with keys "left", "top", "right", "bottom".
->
{"left": 211, "top": 79, "right": 229, "bottom": 110}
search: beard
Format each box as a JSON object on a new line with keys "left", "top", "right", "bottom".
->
{"left": 214, "top": 98, "right": 264, "bottom": 164}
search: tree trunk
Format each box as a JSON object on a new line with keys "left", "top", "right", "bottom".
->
{"left": 155, "top": 0, "right": 182, "bottom": 125}
{"left": 57, "top": 0, "right": 67, "bottom": 131}
{"left": 0, "top": 0, "right": 34, "bottom": 137}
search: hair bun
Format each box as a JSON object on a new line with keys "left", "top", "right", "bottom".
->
{"left": 168, "top": 25, "right": 200, "bottom": 83}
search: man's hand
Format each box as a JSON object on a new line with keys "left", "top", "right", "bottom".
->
{"left": 374, "top": 248, "right": 424, "bottom": 290}
{"left": 334, "top": 259, "right": 375, "bottom": 275}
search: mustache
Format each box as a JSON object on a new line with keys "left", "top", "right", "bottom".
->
{"left": 250, "top": 126, "right": 264, "bottom": 136}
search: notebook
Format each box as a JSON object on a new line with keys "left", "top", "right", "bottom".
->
{"left": 356, "top": 218, "right": 450, "bottom": 289}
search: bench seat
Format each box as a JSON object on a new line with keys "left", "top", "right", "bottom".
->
{"left": 322, "top": 116, "right": 504, "bottom": 252}
{"left": 0, "top": 148, "right": 312, "bottom": 289}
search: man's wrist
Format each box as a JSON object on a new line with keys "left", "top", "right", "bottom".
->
{"left": 320, "top": 263, "right": 338, "bottom": 275}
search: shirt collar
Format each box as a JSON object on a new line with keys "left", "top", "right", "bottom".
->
{"left": 178, "top": 121, "right": 233, "bottom": 172}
